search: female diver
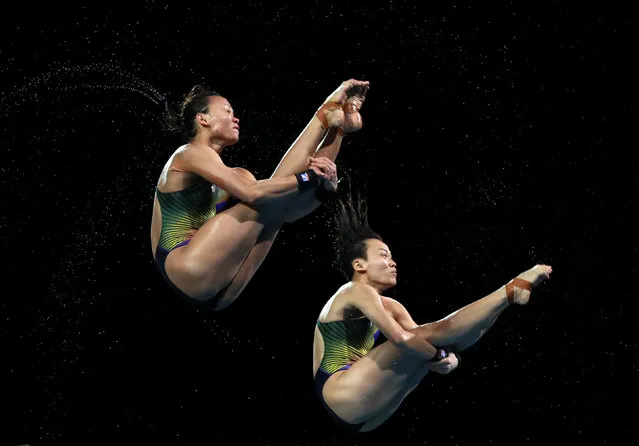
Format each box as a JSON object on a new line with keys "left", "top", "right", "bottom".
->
{"left": 312, "top": 194, "right": 553, "bottom": 432}
{"left": 151, "top": 79, "right": 370, "bottom": 310}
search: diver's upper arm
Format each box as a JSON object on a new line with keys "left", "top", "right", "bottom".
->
{"left": 381, "top": 296, "right": 419, "bottom": 330}
{"left": 177, "top": 148, "right": 258, "bottom": 203}
{"left": 346, "top": 284, "right": 410, "bottom": 345}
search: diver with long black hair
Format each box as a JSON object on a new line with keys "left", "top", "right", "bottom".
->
{"left": 312, "top": 192, "right": 552, "bottom": 432}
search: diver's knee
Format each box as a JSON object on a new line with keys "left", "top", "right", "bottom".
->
{"left": 232, "top": 167, "right": 256, "bottom": 182}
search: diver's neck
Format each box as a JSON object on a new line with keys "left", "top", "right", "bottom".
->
{"left": 352, "top": 276, "right": 386, "bottom": 294}
{"left": 191, "top": 134, "right": 225, "bottom": 154}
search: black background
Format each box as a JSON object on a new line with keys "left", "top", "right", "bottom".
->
{"left": 2, "top": 1, "right": 636, "bottom": 445}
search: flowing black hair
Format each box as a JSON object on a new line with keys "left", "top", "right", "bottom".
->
{"left": 164, "top": 85, "right": 220, "bottom": 140}
{"left": 332, "top": 190, "right": 383, "bottom": 280}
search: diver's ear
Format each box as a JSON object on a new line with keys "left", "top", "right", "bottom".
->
{"left": 195, "top": 111, "right": 210, "bottom": 127}
{"left": 352, "top": 258, "right": 366, "bottom": 274}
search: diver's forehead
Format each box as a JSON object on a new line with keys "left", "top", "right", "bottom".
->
{"left": 368, "top": 239, "right": 390, "bottom": 252}
{"left": 209, "top": 95, "right": 232, "bottom": 109}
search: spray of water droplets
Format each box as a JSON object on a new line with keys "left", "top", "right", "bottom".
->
{"left": 0, "top": 62, "right": 167, "bottom": 119}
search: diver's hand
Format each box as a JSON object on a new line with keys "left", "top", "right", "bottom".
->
{"left": 309, "top": 157, "right": 338, "bottom": 192}
{"left": 428, "top": 353, "right": 459, "bottom": 375}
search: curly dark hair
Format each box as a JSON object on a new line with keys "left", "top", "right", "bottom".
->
{"left": 164, "top": 85, "right": 220, "bottom": 140}
{"left": 332, "top": 191, "right": 383, "bottom": 280}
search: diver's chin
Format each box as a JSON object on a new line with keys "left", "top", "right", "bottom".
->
{"left": 379, "top": 279, "right": 396, "bottom": 293}
{"left": 225, "top": 135, "right": 239, "bottom": 146}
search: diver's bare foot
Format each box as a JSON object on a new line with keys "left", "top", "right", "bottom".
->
{"left": 316, "top": 79, "right": 370, "bottom": 131}
{"left": 323, "top": 79, "right": 368, "bottom": 104}
{"left": 316, "top": 102, "right": 344, "bottom": 130}
{"left": 343, "top": 81, "right": 369, "bottom": 133}
{"left": 506, "top": 264, "right": 553, "bottom": 305}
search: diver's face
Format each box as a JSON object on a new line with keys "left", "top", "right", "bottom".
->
{"left": 200, "top": 95, "right": 240, "bottom": 144}
{"left": 361, "top": 238, "right": 397, "bottom": 290}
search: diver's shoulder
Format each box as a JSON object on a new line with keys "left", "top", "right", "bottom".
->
{"left": 338, "top": 281, "right": 380, "bottom": 301}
